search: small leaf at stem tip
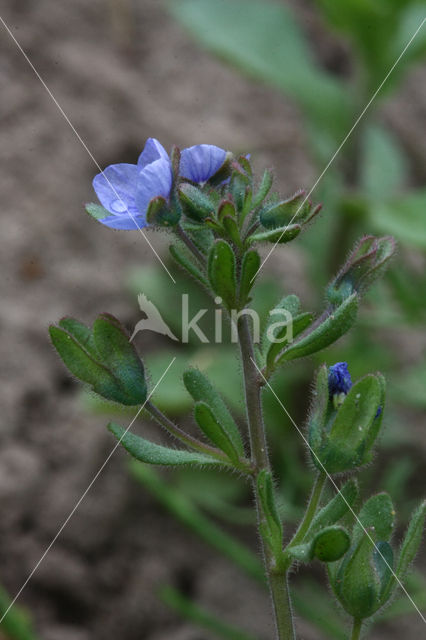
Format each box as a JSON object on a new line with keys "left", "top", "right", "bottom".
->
{"left": 108, "top": 422, "right": 230, "bottom": 467}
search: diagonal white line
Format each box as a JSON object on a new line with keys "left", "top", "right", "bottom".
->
{"left": 250, "top": 357, "right": 426, "bottom": 624}
{"left": 0, "top": 357, "right": 176, "bottom": 624}
{"left": 253, "top": 17, "right": 426, "bottom": 281}
{"left": 0, "top": 15, "right": 176, "bottom": 284}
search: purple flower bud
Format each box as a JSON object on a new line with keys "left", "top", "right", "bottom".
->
{"left": 180, "top": 144, "right": 227, "bottom": 184}
{"left": 375, "top": 406, "right": 382, "bottom": 419}
{"left": 328, "top": 362, "right": 352, "bottom": 396}
{"left": 92, "top": 138, "right": 173, "bottom": 230}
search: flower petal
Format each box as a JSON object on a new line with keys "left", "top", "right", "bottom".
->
{"left": 135, "top": 157, "right": 173, "bottom": 215}
{"left": 137, "top": 138, "right": 169, "bottom": 169}
{"left": 180, "top": 144, "right": 227, "bottom": 183}
{"left": 98, "top": 214, "right": 148, "bottom": 230}
{"left": 93, "top": 164, "right": 140, "bottom": 215}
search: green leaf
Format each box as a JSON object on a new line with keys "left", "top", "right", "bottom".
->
{"left": 93, "top": 313, "right": 147, "bottom": 405}
{"left": 353, "top": 493, "right": 395, "bottom": 545}
{"left": 218, "top": 199, "right": 237, "bottom": 223}
{"left": 288, "top": 526, "right": 350, "bottom": 564}
{"left": 253, "top": 169, "right": 273, "bottom": 208}
{"left": 396, "top": 500, "right": 426, "bottom": 582}
{"left": 239, "top": 249, "right": 260, "bottom": 307}
{"left": 207, "top": 240, "right": 237, "bottom": 309}
{"left": 146, "top": 196, "right": 181, "bottom": 226}
{"left": 49, "top": 325, "right": 131, "bottom": 405}
{"left": 278, "top": 293, "right": 359, "bottom": 363}
{"left": 266, "top": 311, "right": 313, "bottom": 369}
{"left": 58, "top": 317, "right": 97, "bottom": 355}
{"left": 169, "top": 243, "right": 209, "bottom": 287}
{"left": 248, "top": 224, "right": 301, "bottom": 245}
{"left": 169, "top": 0, "right": 350, "bottom": 152}
{"left": 287, "top": 542, "right": 313, "bottom": 563}
{"left": 194, "top": 402, "right": 241, "bottom": 463}
{"left": 260, "top": 190, "right": 312, "bottom": 229}
{"left": 369, "top": 190, "right": 426, "bottom": 249}
{"left": 360, "top": 124, "right": 408, "bottom": 201}
{"left": 374, "top": 541, "right": 394, "bottom": 598}
{"left": 179, "top": 183, "right": 215, "bottom": 221}
{"left": 308, "top": 479, "right": 359, "bottom": 537}
{"left": 313, "top": 526, "right": 350, "bottom": 562}
{"left": 308, "top": 364, "right": 330, "bottom": 456}
{"left": 222, "top": 214, "right": 242, "bottom": 247}
{"left": 257, "top": 470, "right": 283, "bottom": 553}
{"left": 108, "top": 422, "right": 230, "bottom": 467}
{"left": 337, "top": 530, "right": 381, "bottom": 619}
{"left": 183, "top": 368, "right": 244, "bottom": 455}
{"left": 85, "top": 202, "right": 110, "bottom": 220}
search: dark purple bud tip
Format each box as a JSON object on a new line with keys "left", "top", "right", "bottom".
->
{"left": 328, "top": 362, "right": 352, "bottom": 396}
{"left": 375, "top": 406, "right": 382, "bottom": 419}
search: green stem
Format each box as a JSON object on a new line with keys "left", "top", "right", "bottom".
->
{"left": 237, "top": 314, "right": 295, "bottom": 640}
{"left": 145, "top": 401, "right": 228, "bottom": 461}
{"left": 175, "top": 224, "right": 206, "bottom": 266}
{"left": 350, "top": 618, "right": 363, "bottom": 640}
{"left": 287, "top": 472, "right": 326, "bottom": 549}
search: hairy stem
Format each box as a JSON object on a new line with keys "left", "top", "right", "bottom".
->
{"left": 175, "top": 224, "right": 206, "bottom": 266}
{"left": 237, "top": 314, "right": 295, "bottom": 640}
{"left": 287, "top": 472, "right": 326, "bottom": 549}
{"left": 350, "top": 618, "right": 363, "bottom": 640}
{"left": 145, "top": 401, "right": 228, "bottom": 461}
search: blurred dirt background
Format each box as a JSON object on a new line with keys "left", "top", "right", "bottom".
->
{"left": 0, "top": 1, "right": 425, "bottom": 639}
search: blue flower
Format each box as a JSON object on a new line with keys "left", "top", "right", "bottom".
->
{"left": 328, "top": 362, "right": 352, "bottom": 396}
{"left": 180, "top": 144, "right": 227, "bottom": 184}
{"left": 92, "top": 138, "right": 173, "bottom": 230}
{"left": 92, "top": 139, "right": 228, "bottom": 229}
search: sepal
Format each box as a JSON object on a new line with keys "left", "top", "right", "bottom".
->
{"left": 146, "top": 196, "right": 181, "bottom": 226}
